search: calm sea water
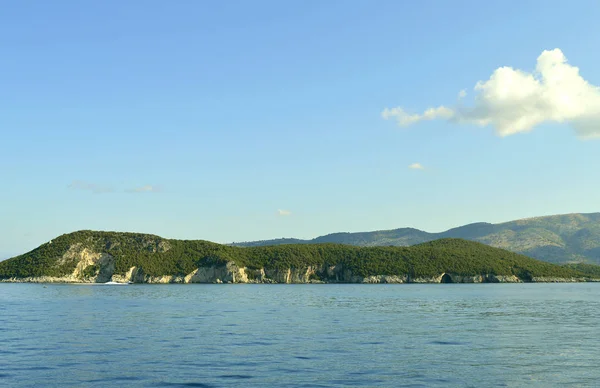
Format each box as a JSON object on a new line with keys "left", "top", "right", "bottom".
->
{"left": 1, "top": 283, "right": 599, "bottom": 387}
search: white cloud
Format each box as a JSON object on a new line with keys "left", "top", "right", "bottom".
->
{"left": 381, "top": 106, "right": 453, "bottom": 126}
{"left": 382, "top": 49, "right": 600, "bottom": 138}
{"left": 408, "top": 163, "right": 425, "bottom": 170}
{"left": 70, "top": 181, "right": 163, "bottom": 194}
{"left": 127, "top": 185, "right": 162, "bottom": 193}
{"left": 458, "top": 89, "right": 467, "bottom": 98}
{"left": 277, "top": 209, "right": 291, "bottom": 216}
{"left": 68, "top": 180, "right": 113, "bottom": 194}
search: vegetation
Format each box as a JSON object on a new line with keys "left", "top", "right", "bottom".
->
{"left": 231, "top": 213, "right": 600, "bottom": 265}
{"left": 0, "top": 230, "right": 594, "bottom": 281}
{"left": 82, "top": 264, "right": 99, "bottom": 278}
{"left": 564, "top": 263, "right": 600, "bottom": 277}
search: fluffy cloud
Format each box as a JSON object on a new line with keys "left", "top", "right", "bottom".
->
{"left": 277, "top": 209, "right": 291, "bottom": 216}
{"left": 382, "top": 49, "right": 600, "bottom": 138}
{"left": 408, "top": 163, "right": 425, "bottom": 170}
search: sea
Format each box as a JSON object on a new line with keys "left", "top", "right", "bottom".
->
{"left": 1, "top": 283, "right": 599, "bottom": 387}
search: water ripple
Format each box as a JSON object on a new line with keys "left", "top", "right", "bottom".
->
{"left": 1, "top": 283, "right": 599, "bottom": 387}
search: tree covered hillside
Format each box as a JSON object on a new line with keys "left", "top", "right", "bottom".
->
{"left": 231, "top": 213, "right": 600, "bottom": 265}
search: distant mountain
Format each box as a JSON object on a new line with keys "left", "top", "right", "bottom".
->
{"left": 231, "top": 213, "right": 600, "bottom": 265}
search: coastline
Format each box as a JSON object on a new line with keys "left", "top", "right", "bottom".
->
{"left": 2, "top": 265, "right": 598, "bottom": 285}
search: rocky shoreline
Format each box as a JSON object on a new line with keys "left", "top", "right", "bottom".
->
{"left": 1, "top": 261, "right": 598, "bottom": 284}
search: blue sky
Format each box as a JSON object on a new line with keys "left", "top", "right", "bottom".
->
{"left": 1, "top": 0, "right": 600, "bottom": 258}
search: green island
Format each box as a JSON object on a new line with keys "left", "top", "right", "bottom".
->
{"left": 1, "top": 230, "right": 599, "bottom": 284}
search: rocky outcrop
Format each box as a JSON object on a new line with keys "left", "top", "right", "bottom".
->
{"left": 184, "top": 262, "right": 247, "bottom": 283}
{"left": 489, "top": 275, "right": 522, "bottom": 283}
{"left": 36, "top": 244, "right": 118, "bottom": 283}
{"left": 411, "top": 274, "right": 445, "bottom": 283}
{"left": 1, "top": 276, "right": 89, "bottom": 283}
{"left": 426, "top": 273, "right": 523, "bottom": 283}
{"left": 361, "top": 275, "right": 408, "bottom": 283}
{"left": 530, "top": 276, "right": 581, "bottom": 283}
{"left": 112, "top": 266, "right": 145, "bottom": 283}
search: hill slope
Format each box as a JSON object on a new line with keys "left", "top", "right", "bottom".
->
{"left": 231, "top": 213, "right": 600, "bottom": 264}
{"left": 0, "top": 230, "right": 594, "bottom": 283}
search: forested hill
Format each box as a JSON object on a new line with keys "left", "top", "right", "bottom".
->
{"left": 0, "top": 230, "right": 595, "bottom": 283}
{"left": 231, "top": 213, "right": 600, "bottom": 265}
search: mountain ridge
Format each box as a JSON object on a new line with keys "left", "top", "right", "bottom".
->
{"left": 230, "top": 212, "right": 600, "bottom": 264}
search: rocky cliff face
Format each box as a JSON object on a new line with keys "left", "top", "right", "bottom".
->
{"left": 19, "top": 243, "right": 119, "bottom": 283}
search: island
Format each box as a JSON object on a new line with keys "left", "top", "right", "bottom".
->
{"left": 1, "top": 230, "right": 598, "bottom": 284}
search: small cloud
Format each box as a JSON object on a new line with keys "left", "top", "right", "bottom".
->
{"left": 128, "top": 185, "right": 162, "bottom": 193}
{"left": 277, "top": 209, "right": 292, "bottom": 216}
{"left": 381, "top": 106, "right": 453, "bottom": 126}
{"left": 382, "top": 48, "right": 600, "bottom": 139}
{"left": 134, "top": 185, "right": 157, "bottom": 193}
{"left": 408, "top": 163, "right": 425, "bottom": 170}
{"left": 458, "top": 89, "right": 467, "bottom": 98}
{"left": 69, "top": 180, "right": 163, "bottom": 194}
{"left": 68, "top": 180, "right": 113, "bottom": 194}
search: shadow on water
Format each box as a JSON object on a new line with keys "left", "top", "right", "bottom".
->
{"left": 85, "top": 376, "right": 142, "bottom": 383}
{"left": 430, "top": 340, "right": 468, "bottom": 346}
{"left": 218, "top": 374, "right": 254, "bottom": 379}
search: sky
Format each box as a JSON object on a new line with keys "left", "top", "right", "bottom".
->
{"left": 1, "top": 0, "right": 600, "bottom": 258}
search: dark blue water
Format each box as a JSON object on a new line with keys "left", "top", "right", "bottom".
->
{"left": 1, "top": 283, "right": 599, "bottom": 387}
